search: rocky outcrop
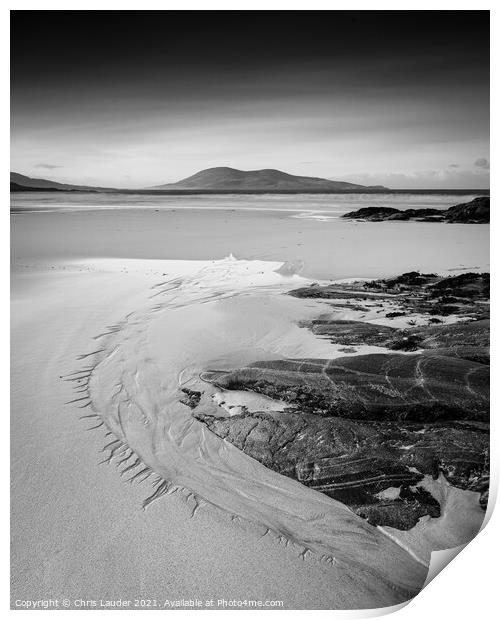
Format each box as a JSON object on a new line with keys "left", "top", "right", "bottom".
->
{"left": 428, "top": 272, "right": 489, "bottom": 299}
{"left": 289, "top": 285, "right": 389, "bottom": 301}
{"left": 300, "top": 319, "right": 397, "bottom": 347}
{"left": 342, "top": 207, "right": 442, "bottom": 222}
{"left": 202, "top": 352, "right": 489, "bottom": 423}
{"left": 291, "top": 272, "right": 490, "bottom": 322}
{"left": 299, "top": 316, "right": 490, "bottom": 361}
{"left": 445, "top": 197, "right": 490, "bottom": 223}
{"left": 194, "top": 271, "right": 489, "bottom": 530}
{"left": 343, "top": 196, "right": 489, "bottom": 223}
{"left": 180, "top": 388, "right": 202, "bottom": 409}
{"left": 404, "top": 319, "right": 490, "bottom": 349}
{"left": 195, "top": 407, "right": 488, "bottom": 529}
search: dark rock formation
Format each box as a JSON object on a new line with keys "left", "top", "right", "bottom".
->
{"left": 290, "top": 272, "right": 490, "bottom": 322}
{"left": 297, "top": 315, "right": 490, "bottom": 361}
{"left": 343, "top": 196, "right": 489, "bottom": 223}
{"left": 202, "top": 353, "right": 489, "bottom": 423}
{"left": 381, "top": 271, "right": 439, "bottom": 288}
{"left": 341, "top": 207, "right": 402, "bottom": 221}
{"left": 405, "top": 319, "right": 490, "bottom": 349}
{"left": 342, "top": 207, "right": 445, "bottom": 222}
{"left": 195, "top": 407, "right": 487, "bottom": 529}
{"left": 385, "top": 319, "right": 490, "bottom": 361}
{"left": 299, "top": 319, "right": 397, "bottom": 346}
{"left": 180, "top": 388, "right": 202, "bottom": 409}
{"left": 289, "top": 285, "right": 392, "bottom": 301}
{"left": 445, "top": 197, "right": 490, "bottom": 223}
{"left": 428, "top": 272, "right": 489, "bottom": 299}
{"left": 195, "top": 271, "right": 489, "bottom": 530}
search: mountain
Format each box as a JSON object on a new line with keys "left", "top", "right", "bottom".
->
{"left": 154, "top": 167, "right": 389, "bottom": 191}
{"left": 10, "top": 172, "right": 109, "bottom": 192}
{"left": 11, "top": 168, "right": 389, "bottom": 193}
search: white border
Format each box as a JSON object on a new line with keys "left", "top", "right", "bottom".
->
{"left": 3, "top": 1, "right": 497, "bottom": 10}
{"left": 4, "top": 2, "right": 496, "bottom": 618}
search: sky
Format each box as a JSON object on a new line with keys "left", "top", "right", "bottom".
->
{"left": 11, "top": 11, "right": 490, "bottom": 189}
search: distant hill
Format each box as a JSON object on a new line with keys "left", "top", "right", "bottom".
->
{"left": 154, "top": 167, "right": 389, "bottom": 191}
{"left": 10, "top": 172, "right": 109, "bottom": 192}
{"left": 10, "top": 182, "right": 65, "bottom": 192}
{"left": 11, "top": 170, "right": 489, "bottom": 195}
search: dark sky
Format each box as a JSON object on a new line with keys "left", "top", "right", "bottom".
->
{"left": 11, "top": 11, "right": 490, "bottom": 188}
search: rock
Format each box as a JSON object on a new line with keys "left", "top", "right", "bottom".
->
{"left": 297, "top": 315, "right": 489, "bottom": 360}
{"left": 406, "top": 208, "right": 443, "bottom": 217}
{"left": 289, "top": 285, "right": 389, "bottom": 300}
{"left": 195, "top": 407, "right": 487, "bottom": 529}
{"left": 429, "top": 272, "right": 489, "bottom": 299}
{"left": 342, "top": 197, "right": 489, "bottom": 223}
{"left": 406, "top": 319, "right": 490, "bottom": 349}
{"left": 389, "top": 318, "right": 489, "bottom": 364}
{"left": 384, "top": 319, "right": 489, "bottom": 362}
{"left": 289, "top": 272, "right": 489, "bottom": 322}
{"left": 350, "top": 487, "right": 441, "bottom": 530}
{"left": 343, "top": 206, "right": 401, "bottom": 221}
{"left": 299, "top": 317, "right": 489, "bottom": 360}
{"left": 388, "top": 334, "right": 422, "bottom": 352}
{"left": 195, "top": 270, "right": 489, "bottom": 531}
{"left": 445, "top": 196, "right": 489, "bottom": 223}
{"left": 343, "top": 206, "right": 446, "bottom": 222}
{"left": 382, "top": 271, "right": 439, "bottom": 289}
{"left": 202, "top": 352, "right": 489, "bottom": 423}
{"left": 179, "top": 388, "right": 202, "bottom": 409}
{"left": 299, "top": 319, "right": 397, "bottom": 346}
{"left": 386, "top": 212, "right": 411, "bottom": 220}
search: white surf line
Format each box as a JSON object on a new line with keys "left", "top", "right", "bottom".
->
{"left": 64, "top": 256, "right": 429, "bottom": 605}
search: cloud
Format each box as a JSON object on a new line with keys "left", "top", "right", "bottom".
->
{"left": 34, "top": 163, "right": 62, "bottom": 170}
{"left": 474, "top": 158, "right": 490, "bottom": 169}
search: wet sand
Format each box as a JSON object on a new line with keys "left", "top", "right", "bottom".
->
{"left": 11, "top": 204, "right": 489, "bottom": 280}
{"left": 14, "top": 264, "right": 391, "bottom": 609}
{"left": 11, "top": 201, "right": 489, "bottom": 609}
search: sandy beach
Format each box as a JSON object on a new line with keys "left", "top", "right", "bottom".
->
{"left": 10, "top": 9, "right": 491, "bottom": 613}
{"left": 13, "top": 266, "right": 417, "bottom": 607}
{"left": 11, "top": 198, "right": 489, "bottom": 609}
{"left": 14, "top": 262, "right": 371, "bottom": 609}
{"left": 11, "top": 195, "right": 489, "bottom": 280}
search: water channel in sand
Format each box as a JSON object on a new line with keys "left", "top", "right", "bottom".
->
{"left": 74, "top": 256, "right": 483, "bottom": 607}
